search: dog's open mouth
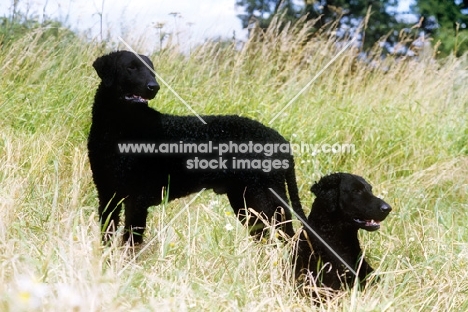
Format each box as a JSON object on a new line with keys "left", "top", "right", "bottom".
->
{"left": 354, "top": 218, "right": 381, "bottom": 231}
{"left": 124, "top": 94, "right": 149, "bottom": 104}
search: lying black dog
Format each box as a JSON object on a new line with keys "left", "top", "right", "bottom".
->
{"left": 88, "top": 51, "right": 307, "bottom": 244}
{"left": 294, "top": 173, "right": 391, "bottom": 290}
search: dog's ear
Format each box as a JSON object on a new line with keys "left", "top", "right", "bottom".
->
{"left": 311, "top": 173, "right": 342, "bottom": 197}
{"left": 311, "top": 173, "right": 342, "bottom": 212}
{"left": 93, "top": 53, "right": 116, "bottom": 87}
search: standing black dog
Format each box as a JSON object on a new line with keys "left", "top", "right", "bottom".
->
{"left": 294, "top": 173, "right": 391, "bottom": 290}
{"left": 88, "top": 51, "right": 307, "bottom": 244}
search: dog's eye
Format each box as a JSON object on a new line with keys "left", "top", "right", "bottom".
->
{"left": 127, "top": 65, "right": 137, "bottom": 71}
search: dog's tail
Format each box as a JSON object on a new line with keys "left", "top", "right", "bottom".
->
{"left": 286, "top": 159, "right": 307, "bottom": 223}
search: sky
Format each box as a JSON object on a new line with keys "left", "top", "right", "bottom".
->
{"left": 1, "top": 0, "right": 415, "bottom": 49}
{"left": 1, "top": 0, "right": 247, "bottom": 49}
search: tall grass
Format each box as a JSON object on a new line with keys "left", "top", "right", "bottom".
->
{"left": 0, "top": 19, "right": 467, "bottom": 311}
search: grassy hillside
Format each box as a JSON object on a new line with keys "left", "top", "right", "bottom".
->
{"left": 0, "top": 23, "right": 467, "bottom": 311}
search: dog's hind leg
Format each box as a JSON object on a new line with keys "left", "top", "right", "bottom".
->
{"left": 227, "top": 186, "right": 295, "bottom": 239}
{"left": 264, "top": 186, "right": 295, "bottom": 238}
{"left": 123, "top": 196, "right": 152, "bottom": 245}
{"left": 227, "top": 187, "right": 266, "bottom": 237}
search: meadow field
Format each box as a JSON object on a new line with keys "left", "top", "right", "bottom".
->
{"left": 0, "top": 22, "right": 467, "bottom": 311}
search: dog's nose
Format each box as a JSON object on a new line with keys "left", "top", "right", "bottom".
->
{"left": 380, "top": 203, "right": 392, "bottom": 213}
{"left": 147, "top": 82, "right": 160, "bottom": 92}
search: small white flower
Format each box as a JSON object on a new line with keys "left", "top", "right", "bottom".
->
{"left": 208, "top": 199, "right": 220, "bottom": 209}
{"left": 13, "top": 276, "right": 49, "bottom": 310}
{"left": 225, "top": 223, "right": 234, "bottom": 231}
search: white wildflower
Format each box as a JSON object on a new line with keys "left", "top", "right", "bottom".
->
{"left": 13, "top": 275, "right": 49, "bottom": 310}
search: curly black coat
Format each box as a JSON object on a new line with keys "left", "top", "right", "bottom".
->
{"left": 294, "top": 173, "right": 391, "bottom": 290}
{"left": 88, "top": 51, "right": 306, "bottom": 244}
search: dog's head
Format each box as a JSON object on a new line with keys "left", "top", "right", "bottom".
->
{"left": 93, "top": 50, "right": 160, "bottom": 103}
{"left": 310, "top": 173, "right": 391, "bottom": 231}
